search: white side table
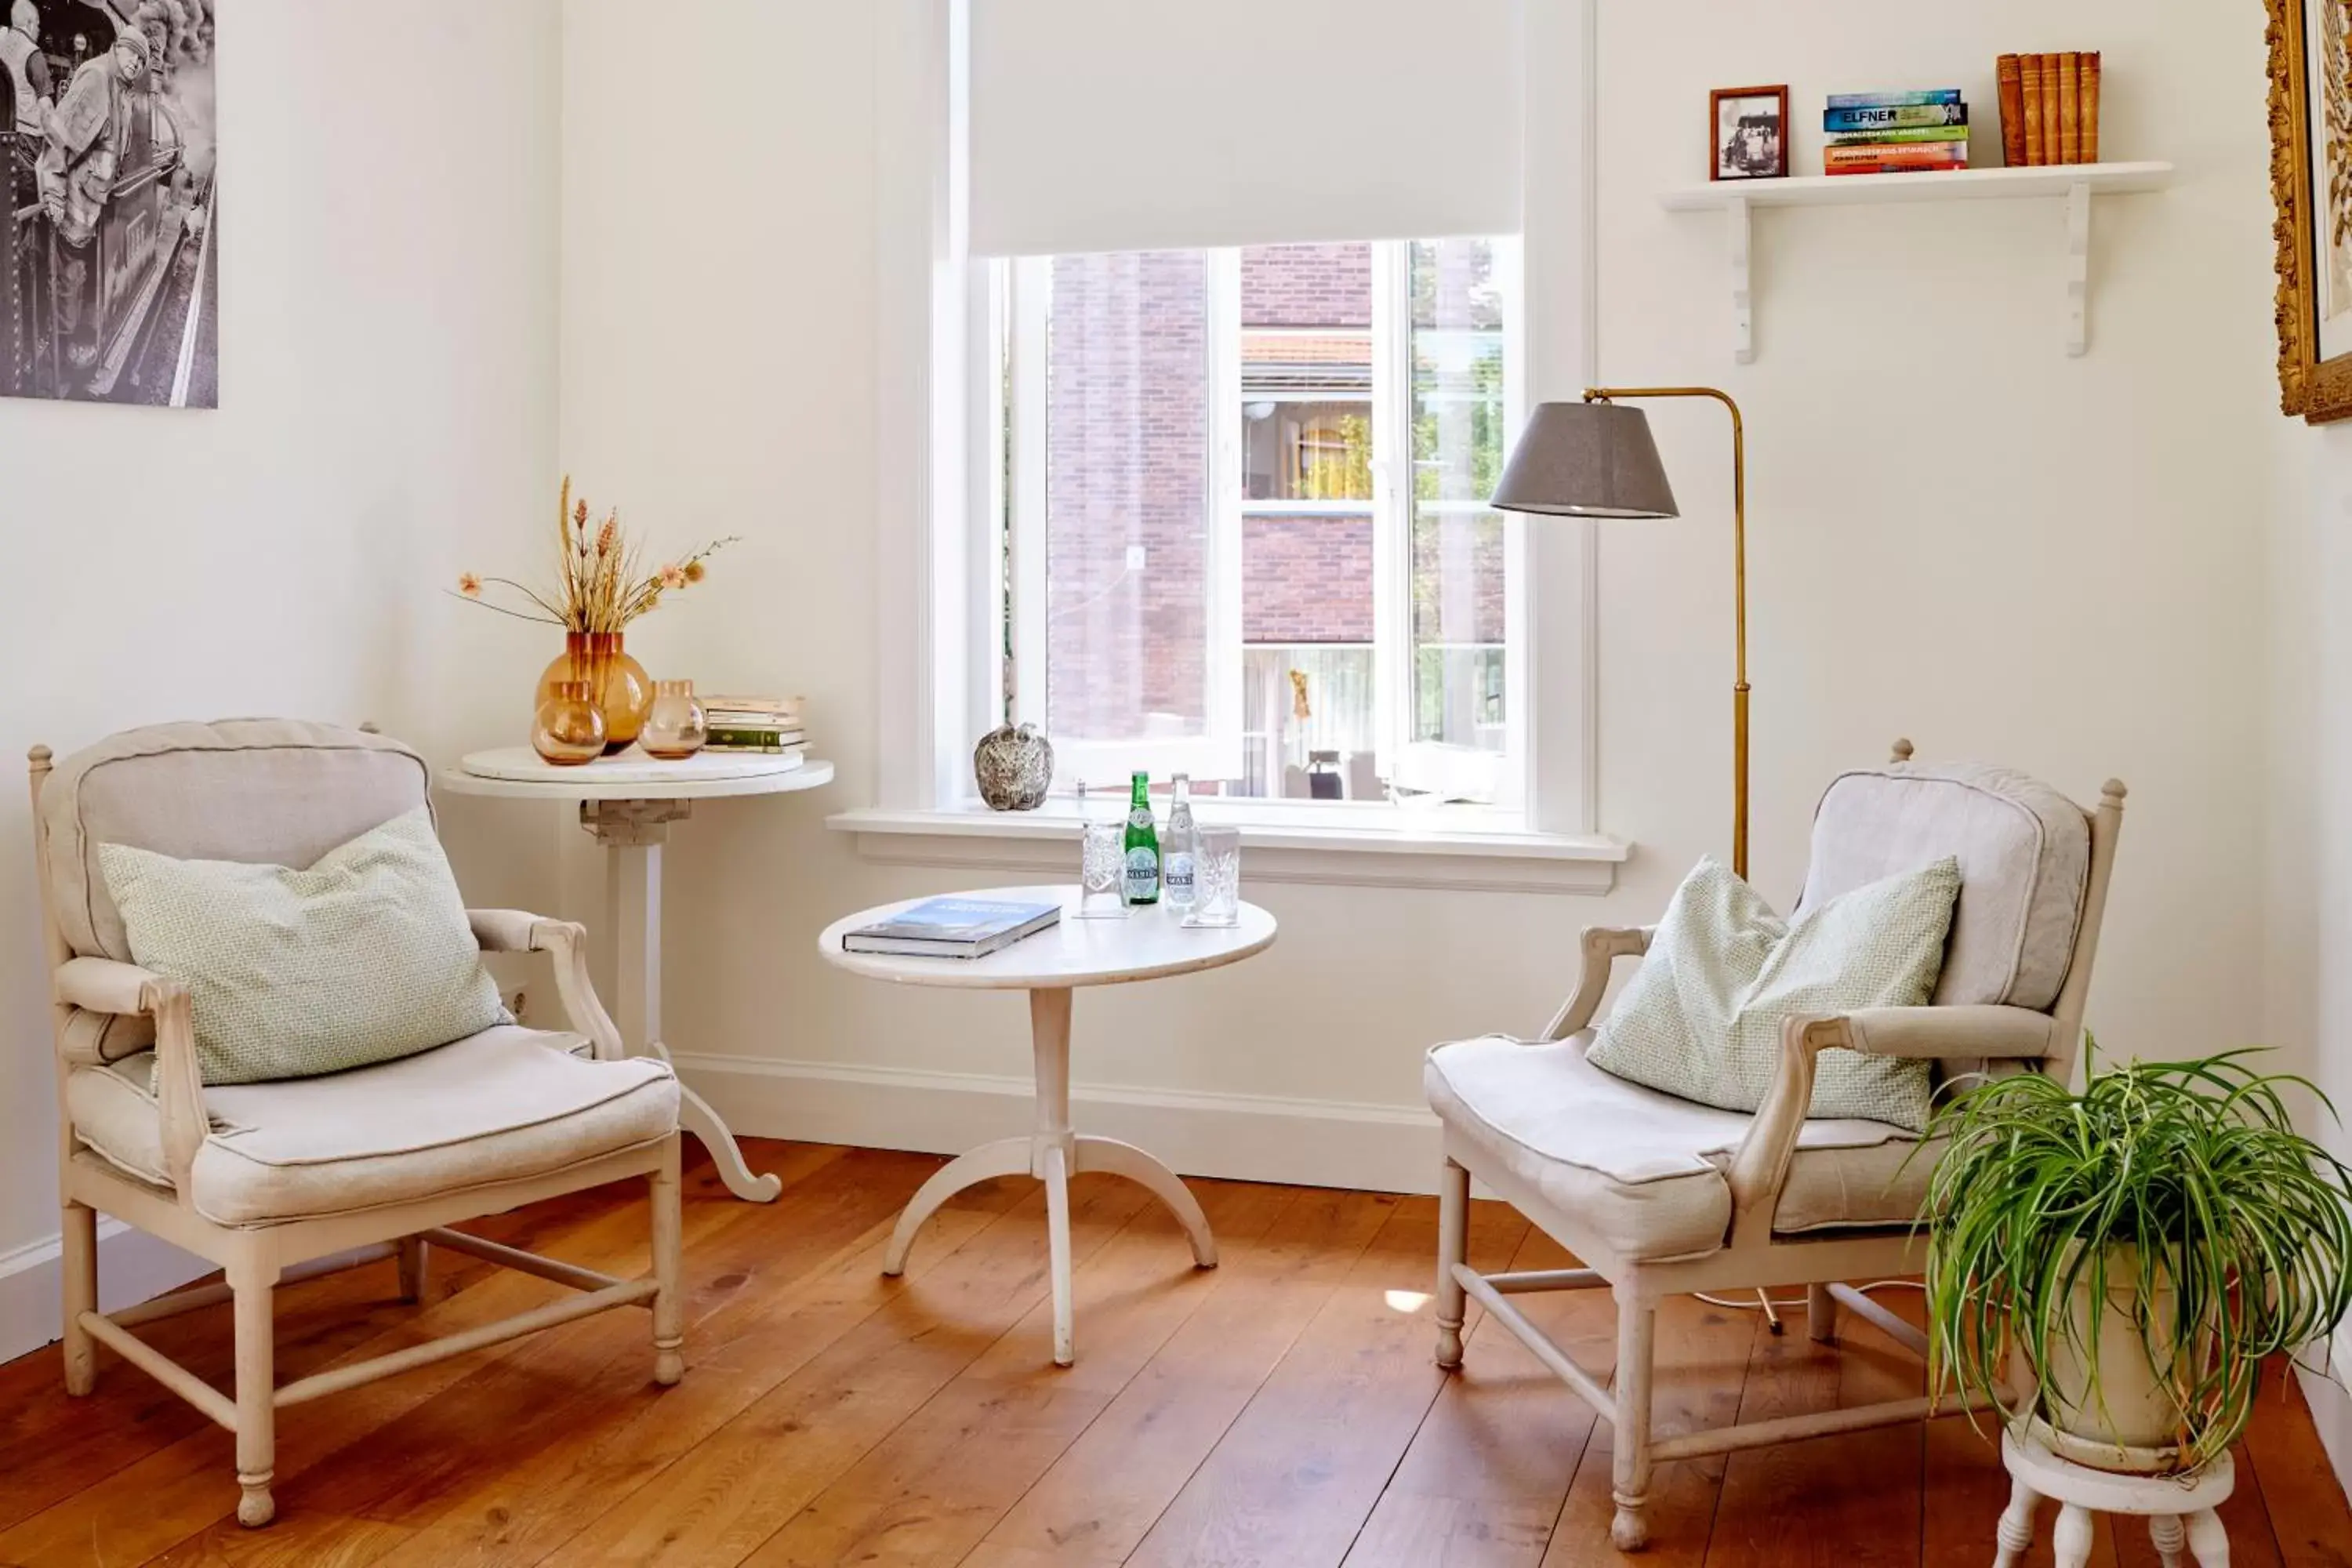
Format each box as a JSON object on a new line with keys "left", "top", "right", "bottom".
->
{"left": 1996, "top": 1425, "right": 2231, "bottom": 1568}
{"left": 818, "top": 885, "right": 1277, "bottom": 1365}
{"left": 443, "top": 746, "right": 835, "bottom": 1203}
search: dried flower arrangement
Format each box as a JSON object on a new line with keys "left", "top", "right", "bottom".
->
{"left": 457, "top": 477, "right": 735, "bottom": 633}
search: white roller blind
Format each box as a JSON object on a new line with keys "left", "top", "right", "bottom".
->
{"left": 970, "top": 0, "right": 1523, "bottom": 257}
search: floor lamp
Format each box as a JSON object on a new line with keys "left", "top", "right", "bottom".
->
{"left": 1489, "top": 387, "right": 1751, "bottom": 879}
{"left": 1489, "top": 387, "right": 1783, "bottom": 1331}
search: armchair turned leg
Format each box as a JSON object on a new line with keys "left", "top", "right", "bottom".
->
{"left": 60, "top": 1200, "right": 96, "bottom": 1396}
{"left": 230, "top": 1256, "right": 278, "bottom": 1528}
{"left": 1435, "top": 1158, "right": 1468, "bottom": 1370}
{"left": 1807, "top": 1283, "right": 1837, "bottom": 1344}
{"left": 650, "top": 1134, "right": 684, "bottom": 1386}
{"left": 1611, "top": 1290, "right": 1658, "bottom": 1552}
{"left": 395, "top": 1236, "right": 430, "bottom": 1304}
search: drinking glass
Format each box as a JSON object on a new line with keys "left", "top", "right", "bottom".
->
{"left": 1076, "top": 821, "right": 1129, "bottom": 918}
{"left": 1181, "top": 827, "right": 1241, "bottom": 927}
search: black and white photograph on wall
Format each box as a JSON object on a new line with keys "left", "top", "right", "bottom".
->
{"left": 1, "top": 0, "right": 217, "bottom": 406}
{"left": 1710, "top": 83, "right": 1789, "bottom": 180}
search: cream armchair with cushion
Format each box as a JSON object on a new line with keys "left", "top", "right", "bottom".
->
{"left": 1425, "top": 745, "right": 2126, "bottom": 1552}
{"left": 29, "top": 720, "right": 684, "bottom": 1529}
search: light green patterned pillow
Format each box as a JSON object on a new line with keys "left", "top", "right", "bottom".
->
{"left": 97, "top": 806, "right": 509, "bottom": 1087}
{"left": 1584, "top": 855, "right": 1960, "bottom": 1131}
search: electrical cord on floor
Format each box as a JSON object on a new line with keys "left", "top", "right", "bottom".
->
{"left": 1694, "top": 1279, "right": 1926, "bottom": 1334}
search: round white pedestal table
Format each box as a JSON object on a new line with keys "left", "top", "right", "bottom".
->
{"left": 818, "top": 884, "right": 1276, "bottom": 1365}
{"left": 443, "top": 746, "right": 836, "bottom": 1203}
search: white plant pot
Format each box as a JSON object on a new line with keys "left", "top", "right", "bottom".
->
{"left": 2033, "top": 1243, "right": 2192, "bottom": 1475}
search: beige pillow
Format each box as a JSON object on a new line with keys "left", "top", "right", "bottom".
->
{"left": 1584, "top": 855, "right": 1960, "bottom": 1131}
{"left": 97, "top": 806, "right": 508, "bottom": 1086}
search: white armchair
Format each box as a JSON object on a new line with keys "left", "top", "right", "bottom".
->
{"left": 1425, "top": 744, "right": 2127, "bottom": 1552}
{"left": 30, "top": 719, "right": 685, "bottom": 1529}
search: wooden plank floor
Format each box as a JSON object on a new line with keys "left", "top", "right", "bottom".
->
{"left": 7, "top": 1138, "right": 2350, "bottom": 1568}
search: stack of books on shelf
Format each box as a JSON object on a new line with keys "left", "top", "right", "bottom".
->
{"left": 1824, "top": 89, "right": 1969, "bottom": 176}
{"left": 1998, "top": 52, "right": 2101, "bottom": 168}
{"left": 701, "top": 694, "right": 808, "bottom": 763}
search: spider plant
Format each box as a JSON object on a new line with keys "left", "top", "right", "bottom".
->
{"left": 1920, "top": 1047, "right": 2352, "bottom": 1472}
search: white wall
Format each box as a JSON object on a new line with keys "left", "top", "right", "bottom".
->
{"left": 0, "top": 0, "right": 563, "bottom": 1351}
{"left": 547, "top": 0, "right": 2283, "bottom": 1187}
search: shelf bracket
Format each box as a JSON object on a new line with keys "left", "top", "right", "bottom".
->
{"left": 2064, "top": 181, "right": 2090, "bottom": 357}
{"left": 1727, "top": 195, "right": 1754, "bottom": 365}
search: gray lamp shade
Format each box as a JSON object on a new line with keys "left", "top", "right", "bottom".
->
{"left": 1490, "top": 401, "right": 1679, "bottom": 519}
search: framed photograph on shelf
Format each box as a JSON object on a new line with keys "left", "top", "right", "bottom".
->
{"left": 1710, "top": 85, "right": 1790, "bottom": 181}
{"left": 2269, "top": 0, "right": 2352, "bottom": 420}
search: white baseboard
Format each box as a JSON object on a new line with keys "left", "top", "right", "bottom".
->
{"left": 2296, "top": 1323, "right": 2352, "bottom": 1504}
{"left": 671, "top": 1052, "right": 1443, "bottom": 1196}
{"left": 0, "top": 1220, "right": 212, "bottom": 1367}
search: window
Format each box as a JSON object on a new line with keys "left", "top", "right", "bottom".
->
{"left": 1000, "top": 237, "right": 1521, "bottom": 809}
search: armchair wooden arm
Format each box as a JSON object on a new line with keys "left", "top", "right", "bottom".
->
{"left": 466, "top": 909, "right": 626, "bottom": 1062}
{"left": 54, "top": 957, "right": 205, "bottom": 1202}
{"left": 1722, "top": 1004, "right": 2060, "bottom": 1244}
{"left": 1540, "top": 926, "right": 1654, "bottom": 1041}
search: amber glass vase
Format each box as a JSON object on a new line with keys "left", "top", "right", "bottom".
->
{"left": 536, "top": 632, "right": 652, "bottom": 754}
{"left": 532, "top": 681, "right": 606, "bottom": 765}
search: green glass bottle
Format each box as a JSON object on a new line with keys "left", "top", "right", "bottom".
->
{"left": 1122, "top": 770, "right": 1160, "bottom": 905}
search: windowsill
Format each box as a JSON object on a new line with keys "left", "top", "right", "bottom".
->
{"left": 827, "top": 802, "right": 1628, "bottom": 895}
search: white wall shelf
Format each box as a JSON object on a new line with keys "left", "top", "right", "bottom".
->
{"left": 1657, "top": 161, "right": 2175, "bottom": 362}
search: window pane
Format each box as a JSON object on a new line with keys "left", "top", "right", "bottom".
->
{"left": 1232, "top": 243, "right": 1377, "bottom": 799}
{"left": 1243, "top": 646, "right": 1377, "bottom": 799}
{"left": 1409, "top": 238, "right": 1508, "bottom": 760}
{"left": 1044, "top": 250, "right": 1212, "bottom": 744}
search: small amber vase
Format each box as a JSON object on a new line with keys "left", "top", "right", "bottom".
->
{"left": 536, "top": 631, "right": 652, "bottom": 754}
{"left": 532, "top": 681, "right": 606, "bottom": 765}
{"left": 641, "top": 679, "right": 709, "bottom": 760}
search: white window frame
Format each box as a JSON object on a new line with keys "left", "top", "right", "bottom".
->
{"left": 855, "top": 0, "right": 1618, "bottom": 891}
{"left": 999, "top": 239, "right": 1524, "bottom": 813}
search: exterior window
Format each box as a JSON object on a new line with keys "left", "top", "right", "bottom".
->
{"left": 1004, "top": 238, "right": 1519, "bottom": 807}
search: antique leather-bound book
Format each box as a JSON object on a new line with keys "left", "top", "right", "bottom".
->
{"left": 2039, "top": 53, "right": 2062, "bottom": 165}
{"left": 2058, "top": 51, "right": 2082, "bottom": 163}
{"left": 2081, "top": 52, "right": 2102, "bottom": 162}
{"left": 2020, "top": 53, "right": 2045, "bottom": 165}
{"left": 1998, "top": 55, "right": 2027, "bottom": 166}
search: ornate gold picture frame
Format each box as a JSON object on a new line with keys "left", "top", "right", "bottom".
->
{"left": 2270, "top": 0, "right": 2352, "bottom": 421}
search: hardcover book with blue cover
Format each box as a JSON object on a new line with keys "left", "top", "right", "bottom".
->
{"left": 1826, "top": 89, "right": 1962, "bottom": 108}
{"left": 841, "top": 896, "right": 1062, "bottom": 958}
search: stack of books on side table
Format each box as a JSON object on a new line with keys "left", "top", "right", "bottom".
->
{"left": 1823, "top": 89, "right": 1969, "bottom": 176}
{"left": 700, "top": 695, "right": 808, "bottom": 761}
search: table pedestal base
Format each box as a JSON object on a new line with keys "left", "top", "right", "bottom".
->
{"left": 585, "top": 800, "right": 779, "bottom": 1204}
{"left": 880, "top": 987, "right": 1217, "bottom": 1366}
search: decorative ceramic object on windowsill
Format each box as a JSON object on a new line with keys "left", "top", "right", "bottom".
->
{"left": 455, "top": 476, "right": 737, "bottom": 754}
{"left": 975, "top": 720, "right": 1054, "bottom": 811}
{"left": 1922, "top": 1046, "right": 2352, "bottom": 1476}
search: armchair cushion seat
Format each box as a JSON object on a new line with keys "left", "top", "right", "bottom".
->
{"left": 66, "top": 1025, "right": 678, "bottom": 1227}
{"left": 1425, "top": 1033, "right": 1929, "bottom": 1261}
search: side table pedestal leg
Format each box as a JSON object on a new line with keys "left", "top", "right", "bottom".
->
{"left": 591, "top": 802, "right": 780, "bottom": 1203}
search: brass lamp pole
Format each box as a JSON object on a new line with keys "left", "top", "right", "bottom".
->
{"left": 1490, "top": 386, "right": 1751, "bottom": 878}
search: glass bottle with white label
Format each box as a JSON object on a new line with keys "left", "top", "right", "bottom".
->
{"left": 1162, "top": 772, "right": 1197, "bottom": 909}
